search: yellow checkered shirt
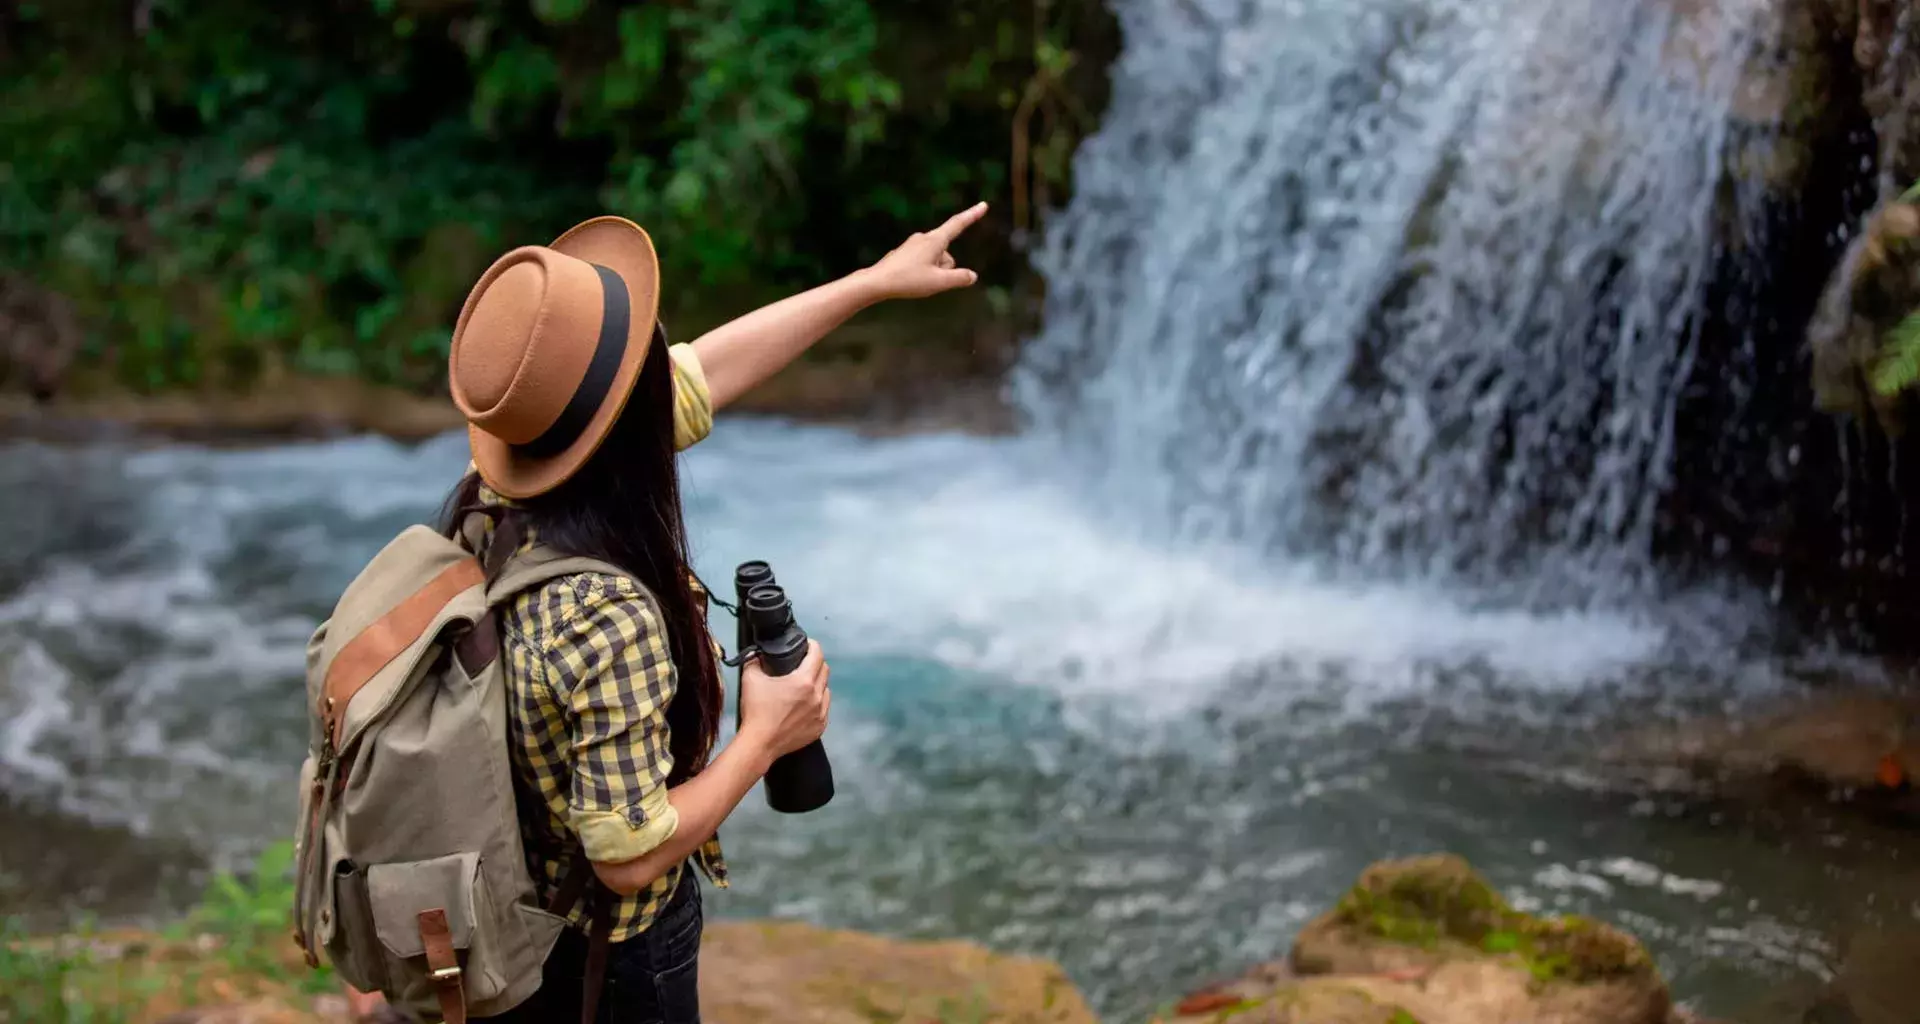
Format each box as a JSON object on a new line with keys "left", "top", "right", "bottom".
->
{"left": 475, "top": 342, "right": 727, "bottom": 941}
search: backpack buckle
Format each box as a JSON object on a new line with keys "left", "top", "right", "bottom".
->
{"left": 418, "top": 908, "right": 468, "bottom": 1023}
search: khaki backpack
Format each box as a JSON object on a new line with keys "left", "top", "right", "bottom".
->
{"left": 291, "top": 515, "right": 631, "bottom": 1023}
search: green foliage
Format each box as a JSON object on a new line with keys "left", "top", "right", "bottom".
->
{"left": 1874, "top": 306, "right": 1920, "bottom": 397}
{"left": 2, "top": 1, "right": 585, "bottom": 390}
{"left": 191, "top": 840, "right": 334, "bottom": 993}
{"left": 1874, "top": 182, "right": 1920, "bottom": 398}
{"left": 0, "top": 0, "right": 1114, "bottom": 394}
{"left": 0, "top": 916, "right": 139, "bottom": 1023}
{"left": 594, "top": 0, "right": 901, "bottom": 278}
{"left": 0, "top": 841, "right": 331, "bottom": 1021}
{"left": 1481, "top": 929, "right": 1522, "bottom": 953}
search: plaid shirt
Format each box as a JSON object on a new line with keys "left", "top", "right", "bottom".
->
{"left": 475, "top": 342, "right": 727, "bottom": 941}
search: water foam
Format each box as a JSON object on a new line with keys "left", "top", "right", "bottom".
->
{"left": 683, "top": 422, "right": 1731, "bottom": 714}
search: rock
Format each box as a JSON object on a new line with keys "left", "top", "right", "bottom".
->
{"left": 699, "top": 920, "right": 1095, "bottom": 1024}
{"left": 1799, "top": 0, "right": 1920, "bottom": 424}
{"left": 1599, "top": 690, "right": 1920, "bottom": 821}
{"left": 1161, "top": 855, "right": 1675, "bottom": 1024}
{"left": 1799, "top": 923, "right": 1920, "bottom": 1024}
{"left": 1808, "top": 196, "right": 1920, "bottom": 430}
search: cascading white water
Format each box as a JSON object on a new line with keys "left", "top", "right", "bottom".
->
{"left": 1014, "top": 0, "right": 1776, "bottom": 602}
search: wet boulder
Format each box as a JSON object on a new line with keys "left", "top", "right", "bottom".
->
{"left": 1797, "top": 922, "right": 1920, "bottom": 1024}
{"left": 1160, "top": 854, "right": 1676, "bottom": 1024}
{"left": 1600, "top": 690, "right": 1920, "bottom": 823}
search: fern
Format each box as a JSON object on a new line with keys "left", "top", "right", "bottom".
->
{"left": 1873, "top": 310, "right": 1920, "bottom": 396}
{"left": 1873, "top": 179, "right": 1920, "bottom": 397}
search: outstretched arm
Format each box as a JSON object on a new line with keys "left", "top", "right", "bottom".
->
{"left": 691, "top": 202, "right": 989, "bottom": 411}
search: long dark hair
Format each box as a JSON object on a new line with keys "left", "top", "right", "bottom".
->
{"left": 440, "top": 334, "right": 721, "bottom": 785}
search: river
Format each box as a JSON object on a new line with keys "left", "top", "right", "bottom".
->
{"left": 0, "top": 422, "right": 1910, "bottom": 1020}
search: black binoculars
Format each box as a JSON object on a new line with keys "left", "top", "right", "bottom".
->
{"left": 733, "top": 561, "right": 834, "bottom": 814}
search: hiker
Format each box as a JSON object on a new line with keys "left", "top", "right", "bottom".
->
{"left": 301, "top": 203, "right": 988, "bottom": 1024}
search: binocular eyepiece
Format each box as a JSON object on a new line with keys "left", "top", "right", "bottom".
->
{"left": 733, "top": 561, "right": 834, "bottom": 814}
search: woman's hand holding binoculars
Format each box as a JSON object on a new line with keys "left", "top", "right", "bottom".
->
{"left": 738, "top": 639, "right": 832, "bottom": 764}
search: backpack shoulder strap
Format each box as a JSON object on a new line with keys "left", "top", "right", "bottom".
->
{"left": 456, "top": 526, "right": 654, "bottom": 677}
{"left": 488, "top": 549, "right": 640, "bottom": 602}
{"left": 484, "top": 532, "right": 653, "bottom": 607}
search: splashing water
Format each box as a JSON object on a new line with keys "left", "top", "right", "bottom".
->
{"left": 0, "top": 426, "right": 1877, "bottom": 1023}
{"left": 1015, "top": 0, "right": 1775, "bottom": 601}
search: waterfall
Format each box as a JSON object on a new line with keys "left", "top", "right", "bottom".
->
{"left": 1014, "top": 0, "right": 1776, "bottom": 604}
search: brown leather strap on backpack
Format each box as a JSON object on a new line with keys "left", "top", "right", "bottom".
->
{"left": 547, "top": 850, "right": 594, "bottom": 921}
{"left": 417, "top": 908, "right": 466, "bottom": 1024}
{"left": 483, "top": 516, "right": 525, "bottom": 586}
{"left": 580, "top": 893, "right": 612, "bottom": 1024}
{"left": 548, "top": 848, "right": 614, "bottom": 1024}
{"left": 322, "top": 558, "right": 486, "bottom": 745}
{"left": 448, "top": 511, "right": 525, "bottom": 677}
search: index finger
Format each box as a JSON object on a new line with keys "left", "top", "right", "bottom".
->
{"left": 930, "top": 201, "right": 989, "bottom": 244}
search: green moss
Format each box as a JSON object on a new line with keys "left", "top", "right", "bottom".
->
{"left": 1522, "top": 916, "right": 1652, "bottom": 982}
{"left": 1332, "top": 855, "right": 1511, "bottom": 951}
{"left": 1331, "top": 856, "right": 1655, "bottom": 987}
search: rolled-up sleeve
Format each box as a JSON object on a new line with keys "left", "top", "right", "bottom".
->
{"left": 669, "top": 343, "right": 713, "bottom": 452}
{"left": 542, "top": 574, "right": 681, "bottom": 864}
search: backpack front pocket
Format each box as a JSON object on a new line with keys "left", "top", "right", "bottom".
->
{"left": 366, "top": 852, "right": 509, "bottom": 1007}
{"left": 323, "top": 861, "right": 386, "bottom": 993}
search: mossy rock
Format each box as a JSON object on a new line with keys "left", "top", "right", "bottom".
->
{"left": 1281, "top": 855, "right": 1669, "bottom": 1024}
{"left": 1515, "top": 916, "right": 1658, "bottom": 984}
{"left": 1293, "top": 854, "right": 1655, "bottom": 987}
{"left": 1333, "top": 854, "right": 1511, "bottom": 950}
{"left": 1808, "top": 199, "right": 1920, "bottom": 429}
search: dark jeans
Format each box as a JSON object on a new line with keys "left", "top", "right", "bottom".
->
{"left": 484, "top": 869, "right": 703, "bottom": 1024}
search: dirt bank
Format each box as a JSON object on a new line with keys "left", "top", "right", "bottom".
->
{"left": 9, "top": 919, "right": 1094, "bottom": 1024}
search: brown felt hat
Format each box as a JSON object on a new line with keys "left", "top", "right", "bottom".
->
{"left": 449, "top": 216, "right": 662, "bottom": 499}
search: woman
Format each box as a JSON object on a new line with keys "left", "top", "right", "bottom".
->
{"left": 347, "top": 202, "right": 987, "bottom": 1023}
